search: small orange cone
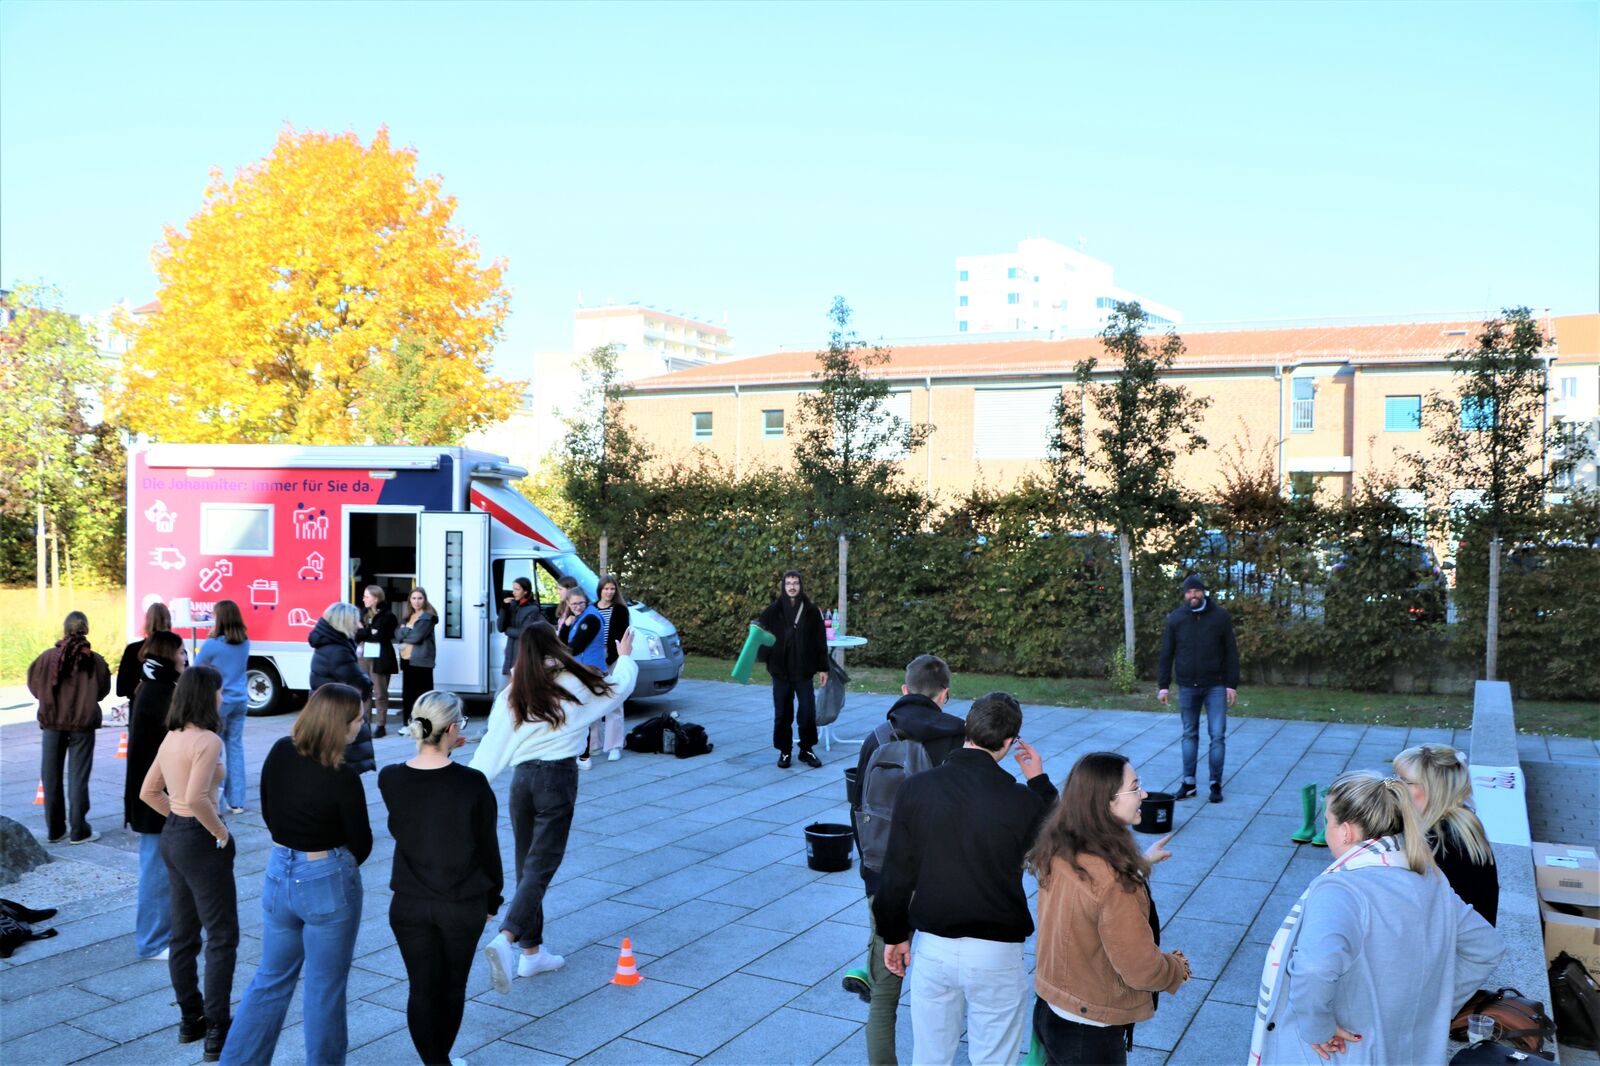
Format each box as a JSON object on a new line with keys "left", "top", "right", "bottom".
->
{"left": 611, "top": 937, "right": 642, "bottom": 986}
{"left": 116, "top": 732, "right": 129, "bottom": 759}
{"left": 33, "top": 780, "right": 45, "bottom": 805}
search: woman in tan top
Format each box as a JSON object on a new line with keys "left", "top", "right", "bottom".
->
{"left": 1025, "top": 752, "right": 1190, "bottom": 1065}
{"left": 140, "top": 665, "right": 238, "bottom": 1061}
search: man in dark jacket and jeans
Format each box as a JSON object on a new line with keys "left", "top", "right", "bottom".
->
{"left": 756, "top": 569, "right": 830, "bottom": 768}
{"left": 1157, "top": 574, "right": 1240, "bottom": 803}
{"left": 846, "top": 654, "right": 966, "bottom": 1065}
{"left": 874, "top": 692, "right": 1057, "bottom": 1066}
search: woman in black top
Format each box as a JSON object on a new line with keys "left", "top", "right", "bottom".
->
{"left": 117, "top": 600, "right": 179, "bottom": 701}
{"left": 756, "top": 569, "right": 830, "bottom": 768}
{"left": 355, "top": 586, "right": 399, "bottom": 739}
{"left": 380, "top": 690, "right": 503, "bottom": 1066}
{"left": 308, "top": 602, "right": 375, "bottom": 774}
{"left": 497, "top": 577, "right": 542, "bottom": 686}
{"left": 221, "top": 684, "right": 372, "bottom": 1066}
{"left": 1395, "top": 743, "right": 1499, "bottom": 925}
{"left": 125, "top": 630, "right": 184, "bottom": 961}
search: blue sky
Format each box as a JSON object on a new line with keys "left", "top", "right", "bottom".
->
{"left": 2, "top": 0, "right": 1596, "bottom": 378}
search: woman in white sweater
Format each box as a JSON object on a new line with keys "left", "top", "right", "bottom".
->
{"left": 471, "top": 621, "right": 636, "bottom": 992}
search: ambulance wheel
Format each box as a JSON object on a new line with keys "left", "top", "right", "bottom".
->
{"left": 245, "top": 660, "right": 286, "bottom": 716}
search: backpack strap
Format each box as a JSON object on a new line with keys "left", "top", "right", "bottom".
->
{"left": 871, "top": 721, "right": 900, "bottom": 747}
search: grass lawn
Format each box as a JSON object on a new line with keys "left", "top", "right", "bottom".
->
{"left": 0, "top": 586, "right": 128, "bottom": 687}
{"left": 681, "top": 655, "right": 1600, "bottom": 738}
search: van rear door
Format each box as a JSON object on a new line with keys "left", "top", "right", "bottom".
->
{"left": 418, "top": 512, "right": 489, "bottom": 693}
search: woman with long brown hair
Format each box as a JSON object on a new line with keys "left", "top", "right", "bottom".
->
{"left": 355, "top": 585, "right": 398, "bottom": 739}
{"left": 126, "top": 630, "right": 185, "bottom": 960}
{"left": 118, "top": 600, "right": 176, "bottom": 701}
{"left": 195, "top": 600, "right": 250, "bottom": 813}
{"left": 396, "top": 587, "right": 437, "bottom": 727}
{"left": 1026, "top": 752, "right": 1188, "bottom": 1065}
{"left": 29, "top": 610, "right": 112, "bottom": 844}
{"left": 470, "top": 622, "right": 637, "bottom": 993}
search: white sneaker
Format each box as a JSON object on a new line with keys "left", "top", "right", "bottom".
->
{"left": 606, "top": 749, "right": 621, "bottom": 763}
{"left": 450, "top": 1059, "right": 469, "bottom": 1066}
{"left": 517, "top": 949, "right": 565, "bottom": 977}
{"left": 576, "top": 756, "right": 592, "bottom": 770}
{"left": 142, "top": 946, "right": 170, "bottom": 961}
{"left": 482, "top": 932, "right": 516, "bottom": 994}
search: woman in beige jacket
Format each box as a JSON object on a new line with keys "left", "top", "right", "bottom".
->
{"left": 1026, "top": 752, "right": 1190, "bottom": 1065}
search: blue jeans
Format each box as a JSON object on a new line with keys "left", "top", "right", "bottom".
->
{"left": 505, "top": 758, "right": 578, "bottom": 950}
{"left": 222, "top": 846, "right": 362, "bottom": 1066}
{"left": 134, "top": 831, "right": 171, "bottom": 957}
{"left": 1179, "top": 685, "right": 1228, "bottom": 787}
{"left": 220, "top": 701, "right": 247, "bottom": 808}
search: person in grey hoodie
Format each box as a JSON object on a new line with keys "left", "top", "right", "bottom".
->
{"left": 1249, "top": 770, "right": 1503, "bottom": 1065}
{"left": 497, "top": 578, "right": 542, "bottom": 686}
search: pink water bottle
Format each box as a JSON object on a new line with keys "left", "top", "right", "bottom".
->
{"left": 825, "top": 609, "right": 835, "bottom": 641}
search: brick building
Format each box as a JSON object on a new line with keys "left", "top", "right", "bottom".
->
{"left": 620, "top": 314, "right": 1600, "bottom": 501}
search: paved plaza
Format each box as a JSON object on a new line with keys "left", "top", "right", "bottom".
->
{"left": 2, "top": 679, "right": 1596, "bottom": 1065}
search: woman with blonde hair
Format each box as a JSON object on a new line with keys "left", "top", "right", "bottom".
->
{"left": 1249, "top": 771, "right": 1503, "bottom": 1065}
{"left": 308, "top": 602, "right": 375, "bottom": 774}
{"left": 354, "top": 585, "right": 398, "bottom": 739}
{"left": 1394, "top": 743, "right": 1498, "bottom": 925}
{"left": 380, "top": 691, "right": 503, "bottom": 1065}
{"left": 195, "top": 600, "right": 250, "bottom": 813}
{"left": 221, "top": 683, "right": 371, "bottom": 1066}
{"left": 396, "top": 588, "right": 437, "bottom": 728}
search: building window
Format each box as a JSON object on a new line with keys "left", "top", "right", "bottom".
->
{"left": 958, "top": 270, "right": 968, "bottom": 282}
{"left": 1553, "top": 467, "right": 1574, "bottom": 491}
{"left": 958, "top": 295, "right": 968, "bottom": 307}
{"left": 1289, "top": 472, "right": 1318, "bottom": 499}
{"left": 762, "top": 409, "right": 784, "bottom": 438}
{"left": 1007, "top": 293, "right": 1020, "bottom": 305}
{"left": 1384, "top": 395, "right": 1421, "bottom": 432}
{"left": 1007, "top": 267, "right": 1020, "bottom": 279}
{"left": 1032, "top": 275, "right": 1039, "bottom": 283}
{"left": 973, "top": 388, "right": 1059, "bottom": 459}
{"left": 1559, "top": 375, "right": 1578, "bottom": 399}
{"left": 958, "top": 321, "right": 968, "bottom": 332}
{"left": 1461, "top": 396, "right": 1494, "bottom": 430}
{"left": 1291, "top": 378, "right": 1315, "bottom": 432}
{"left": 692, "top": 412, "right": 712, "bottom": 439}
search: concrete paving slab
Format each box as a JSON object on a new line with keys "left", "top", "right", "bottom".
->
{"left": 628, "top": 972, "right": 808, "bottom": 1057}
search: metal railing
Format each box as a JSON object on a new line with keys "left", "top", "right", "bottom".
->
{"left": 1291, "top": 398, "right": 1315, "bottom": 431}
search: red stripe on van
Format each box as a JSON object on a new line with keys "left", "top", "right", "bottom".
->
{"left": 469, "top": 488, "right": 559, "bottom": 550}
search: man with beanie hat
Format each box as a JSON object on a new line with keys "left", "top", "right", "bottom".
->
{"left": 1157, "top": 574, "right": 1239, "bottom": 802}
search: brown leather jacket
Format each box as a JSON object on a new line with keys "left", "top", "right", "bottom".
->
{"left": 28, "top": 645, "right": 111, "bottom": 732}
{"left": 1034, "top": 852, "right": 1188, "bottom": 1026}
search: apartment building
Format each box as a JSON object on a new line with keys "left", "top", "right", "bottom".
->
{"left": 955, "top": 237, "right": 1183, "bottom": 336}
{"left": 621, "top": 314, "right": 1600, "bottom": 500}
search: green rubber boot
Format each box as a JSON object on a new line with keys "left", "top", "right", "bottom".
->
{"left": 1311, "top": 787, "right": 1329, "bottom": 847}
{"left": 841, "top": 968, "right": 871, "bottom": 1003}
{"left": 1290, "top": 783, "right": 1318, "bottom": 844}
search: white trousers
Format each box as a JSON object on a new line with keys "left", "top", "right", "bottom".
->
{"left": 588, "top": 705, "right": 624, "bottom": 753}
{"left": 909, "top": 931, "right": 1030, "bottom": 1066}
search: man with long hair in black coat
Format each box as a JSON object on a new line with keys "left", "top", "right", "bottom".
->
{"left": 756, "top": 569, "right": 830, "bottom": 769}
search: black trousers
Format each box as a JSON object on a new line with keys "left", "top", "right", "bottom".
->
{"left": 400, "top": 663, "right": 433, "bottom": 725}
{"left": 390, "top": 894, "right": 486, "bottom": 1065}
{"left": 1032, "top": 997, "right": 1130, "bottom": 1066}
{"left": 504, "top": 758, "right": 577, "bottom": 949}
{"left": 162, "top": 815, "right": 239, "bottom": 1026}
{"left": 771, "top": 674, "right": 818, "bottom": 753}
{"left": 39, "top": 728, "right": 95, "bottom": 840}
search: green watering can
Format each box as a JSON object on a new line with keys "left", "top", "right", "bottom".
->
{"left": 731, "top": 623, "right": 776, "bottom": 684}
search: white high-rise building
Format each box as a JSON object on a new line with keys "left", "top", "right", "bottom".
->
{"left": 954, "top": 238, "right": 1182, "bottom": 335}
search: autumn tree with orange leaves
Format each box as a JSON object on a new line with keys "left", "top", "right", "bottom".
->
{"left": 116, "top": 126, "right": 521, "bottom": 444}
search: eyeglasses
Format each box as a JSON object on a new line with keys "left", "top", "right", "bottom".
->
{"left": 1113, "top": 783, "right": 1144, "bottom": 797}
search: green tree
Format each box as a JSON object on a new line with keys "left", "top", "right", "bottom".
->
{"left": 360, "top": 335, "right": 461, "bottom": 444}
{"left": 0, "top": 285, "right": 108, "bottom": 604}
{"left": 1050, "top": 301, "right": 1208, "bottom": 663}
{"left": 1409, "top": 307, "right": 1590, "bottom": 680}
{"left": 791, "top": 297, "right": 932, "bottom": 634}
{"left": 559, "top": 344, "right": 652, "bottom": 574}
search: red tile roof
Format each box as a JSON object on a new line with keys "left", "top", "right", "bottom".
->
{"left": 629, "top": 314, "right": 1599, "bottom": 391}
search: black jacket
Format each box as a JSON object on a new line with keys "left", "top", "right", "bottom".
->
{"left": 756, "top": 593, "right": 829, "bottom": 681}
{"left": 873, "top": 747, "right": 1058, "bottom": 945}
{"left": 600, "top": 600, "right": 631, "bottom": 665}
{"left": 1434, "top": 821, "right": 1499, "bottom": 927}
{"left": 125, "top": 659, "right": 179, "bottom": 834}
{"left": 1156, "top": 597, "right": 1240, "bottom": 689}
{"left": 354, "top": 609, "right": 399, "bottom": 675}
{"left": 308, "top": 619, "right": 375, "bottom": 774}
{"left": 497, "top": 598, "right": 543, "bottom": 674}
{"left": 850, "top": 693, "right": 967, "bottom": 894}
{"left": 116, "top": 639, "right": 148, "bottom": 700}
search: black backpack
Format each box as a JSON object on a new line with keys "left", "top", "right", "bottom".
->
{"left": 624, "top": 714, "right": 674, "bottom": 753}
{"left": 623, "top": 713, "right": 713, "bottom": 758}
{"left": 1550, "top": 951, "right": 1600, "bottom": 1051}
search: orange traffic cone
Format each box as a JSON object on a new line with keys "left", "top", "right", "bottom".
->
{"left": 33, "top": 780, "right": 44, "bottom": 805}
{"left": 116, "top": 732, "right": 129, "bottom": 759}
{"left": 611, "top": 937, "right": 642, "bottom": 986}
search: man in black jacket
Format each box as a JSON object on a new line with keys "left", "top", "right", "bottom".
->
{"left": 755, "top": 569, "right": 830, "bottom": 768}
{"left": 845, "top": 654, "right": 966, "bottom": 1066}
{"left": 873, "top": 692, "right": 1057, "bottom": 1066}
{"left": 1157, "top": 574, "right": 1240, "bottom": 803}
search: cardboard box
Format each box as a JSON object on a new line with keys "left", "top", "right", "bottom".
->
{"left": 1532, "top": 842, "right": 1600, "bottom": 907}
{"left": 1539, "top": 894, "right": 1600, "bottom": 976}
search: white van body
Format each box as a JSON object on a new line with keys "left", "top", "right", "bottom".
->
{"left": 127, "top": 444, "right": 683, "bottom": 712}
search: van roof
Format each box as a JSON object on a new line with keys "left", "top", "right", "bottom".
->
{"left": 138, "top": 444, "right": 525, "bottom": 478}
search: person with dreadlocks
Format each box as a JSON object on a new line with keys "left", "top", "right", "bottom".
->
{"left": 28, "top": 610, "right": 112, "bottom": 844}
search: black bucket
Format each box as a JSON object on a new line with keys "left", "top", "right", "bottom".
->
{"left": 843, "top": 766, "right": 858, "bottom": 804}
{"left": 804, "top": 822, "right": 854, "bottom": 872}
{"left": 1137, "top": 792, "right": 1175, "bottom": 834}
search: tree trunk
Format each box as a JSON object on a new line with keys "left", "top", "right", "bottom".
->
{"left": 1485, "top": 531, "right": 1501, "bottom": 681}
{"left": 50, "top": 526, "right": 61, "bottom": 592}
{"left": 35, "top": 496, "right": 46, "bottom": 611}
{"left": 1118, "top": 530, "right": 1136, "bottom": 662}
{"left": 837, "top": 532, "right": 848, "bottom": 640}
{"left": 598, "top": 529, "right": 609, "bottom": 576}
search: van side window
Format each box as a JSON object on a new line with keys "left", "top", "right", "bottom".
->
{"left": 200, "top": 503, "right": 274, "bottom": 556}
